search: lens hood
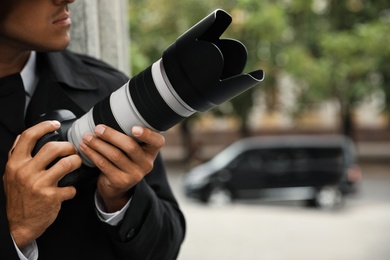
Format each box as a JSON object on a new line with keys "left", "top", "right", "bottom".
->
{"left": 162, "top": 9, "right": 264, "bottom": 112}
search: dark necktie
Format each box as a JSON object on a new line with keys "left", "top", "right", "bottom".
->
{"left": 0, "top": 73, "right": 26, "bottom": 162}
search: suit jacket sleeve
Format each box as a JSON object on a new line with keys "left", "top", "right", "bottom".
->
{"left": 98, "top": 154, "right": 186, "bottom": 260}
{"left": 0, "top": 206, "right": 20, "bottom": 260}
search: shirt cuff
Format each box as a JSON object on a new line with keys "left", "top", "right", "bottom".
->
{"left": 11, "top": 235, "right": 38, "bottom": 260}
{"left": 94, "top": 191, "right": 132, "bottom": 226}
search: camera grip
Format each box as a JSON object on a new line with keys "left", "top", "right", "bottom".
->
{"left": 31, "top": 131, "right": 60, "bottom": 156}
{"left": 31, "top": 110, "right": 92, "bottom": 187}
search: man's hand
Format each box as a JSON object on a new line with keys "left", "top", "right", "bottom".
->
{"left": 80, "top": 125, "right": 165, "bottom": 212}
{"left": 3, "top": 121, "right": 82, "bottom": 249}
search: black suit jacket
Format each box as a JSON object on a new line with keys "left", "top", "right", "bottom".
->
{"left": 0, "top": 50, "right": 185, "bottom": 260}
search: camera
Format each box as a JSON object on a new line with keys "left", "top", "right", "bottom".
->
{"left": 33, "top": 9, "right": 264, "bottom": 187}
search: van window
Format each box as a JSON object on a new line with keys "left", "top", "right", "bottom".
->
{"left": 307, "top": 147, "right": 344, "bottom": 161}
{"left": 230, "top": 150, "right": 263, "bottom": 170}
{"left": 262, "top": 148, "right": 292, "bottom": 174}
{"left": 292, "top": 147, "right": 344, "bottom": 170}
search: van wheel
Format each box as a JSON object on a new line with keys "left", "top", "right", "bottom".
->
{"left": 207, "top": 186, "right": 232, "bottom": 206}
{"left": 314, "top": 186, "right": 344, "bottom": 209}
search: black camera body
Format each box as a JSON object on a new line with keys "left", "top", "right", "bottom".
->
{"left": 32, "top": 110, "right": 95, "bottom": 187}
{"left": 33, "top": 9, "right": 264, "bottom": 187}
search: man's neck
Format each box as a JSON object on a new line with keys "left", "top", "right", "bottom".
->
{"left": 0, "top": 44, "right": 31, "bottom": 78}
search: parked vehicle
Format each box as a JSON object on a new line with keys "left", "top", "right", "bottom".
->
{"left": 184, "top": 135, "right": 362, "bottom": 209}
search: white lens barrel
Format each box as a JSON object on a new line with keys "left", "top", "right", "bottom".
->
{"left": 110, "top": 81, "right": 156, "bottom": 135}
{"left": 152, "top": 59, "right": 196, "bottom": 117}
{"left": 67, "top": 109, "right": 96, "bottom": 167}
{"left": 67, "top": 59, "right": 198, "bottom": 168}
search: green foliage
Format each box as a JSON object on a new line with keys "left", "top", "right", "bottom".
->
{"left": 128, "top": 0, "right": 390, "bottom": 134}
{"left": 129, "top": 0, "right": 237, "bottom": 74}
{"left": 283, "top": 0, "right": 390, "bottom": 134}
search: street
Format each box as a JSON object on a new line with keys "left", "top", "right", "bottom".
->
{"left": 166, "top": 162, "right": 390, "bottom": 260}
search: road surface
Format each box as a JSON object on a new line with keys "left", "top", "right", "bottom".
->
{"left": 166, "top": 162, "right": 390, "bottom": 260}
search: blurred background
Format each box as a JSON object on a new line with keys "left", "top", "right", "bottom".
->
{"left": 127, "top": 0, "right": 390, "bottom": 259}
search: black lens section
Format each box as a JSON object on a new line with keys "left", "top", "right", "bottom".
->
{"left": 129, "top": 66, "right": 185, "bottom": 131}
{"left": 162, "top": 46, "right": 215, "bottom": 112}
{"left": 93, "top": 96, "right": 124, "bottom": 134}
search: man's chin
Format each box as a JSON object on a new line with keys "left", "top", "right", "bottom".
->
{"left": 35, "top": 40, "right": 70, "bottom": 53}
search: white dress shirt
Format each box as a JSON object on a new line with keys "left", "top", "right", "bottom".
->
{"left": 11, "top": 51, "right": 131, "bottom": 260}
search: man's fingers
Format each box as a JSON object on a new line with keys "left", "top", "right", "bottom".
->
{"left": 33, "top": 141, "right": 80, "bottom": 170}
{"left": 85, "top": 125, "right": 143, "bottom": 166}
{"left": 94, "top": 125, "right": 141, "bottom": 153}
{"left": 8, "top": 135, "right": 21, "bottom": 157}
{"left": 57, "top": 186, "right": 77, "bottom": 201}
{"left": 94, "top": 125, "right": 165, "bottom": 150}
{"left": 80, "top": 125, "right": 164, "bottom": 182}
{"left": 11, "top": 120, "right": 61, "bottom": 158}
{"left": 45, "top": 154, "right": 82, "bottom": 185}
{"left": 131, "top": 126, "right": 165, "bottom": 151}
{"left": 79, "top": 135, "right": 123, "bottom": 172}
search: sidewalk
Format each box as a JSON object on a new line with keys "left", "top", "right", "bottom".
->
{"left": 357, "top": 141, "right": 390, "bottom": 163}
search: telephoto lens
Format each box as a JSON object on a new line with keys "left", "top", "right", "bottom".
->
{"left": 33, "top": 9, "right": 264, "bottom": 186}
{"left": 67, "top": 9, "right": 264, "bottom": 167}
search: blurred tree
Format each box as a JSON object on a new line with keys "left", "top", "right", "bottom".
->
{"left": 129, "top": 0, "right": 289, "bottom": 137}
{"left": 129, "top": 0, "right": 234, "bottom": 74}
{"left": 129, "top": 0, "right": 239, "bottom": 162}
{"left": 224, "top": 1, "right": 290, "bottom": 136}
{"left": 128, "top": 0, "right": 390, "bottom": 156}
{"left": 284, "top": 0, "right": 390, "bottom": 138}
{"left": 359, "top": 15, "right": 390, "bottom": 126}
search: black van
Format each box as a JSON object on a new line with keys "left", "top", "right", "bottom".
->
{"left": 184, "top": 135, "right": 362, "bottom": 209}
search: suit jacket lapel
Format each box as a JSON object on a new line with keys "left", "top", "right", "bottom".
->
{"left": 40, "top": 51, "right": 102, "bottom": 112}
{"left": 24, "top": 74, "right": 84, "bottom": 127}
{"left": 0, "top": 74, "right": 26, "bottom": 135}
{"left": 0, "top": 74, "right": 26, "bottom": 167}
{"left": 24, "top": 52, "right": 99, "bottom": 127}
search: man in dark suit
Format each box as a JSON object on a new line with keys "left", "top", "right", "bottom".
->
{"left": 0, "top": 0, "right": 185, "bottom": 259}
